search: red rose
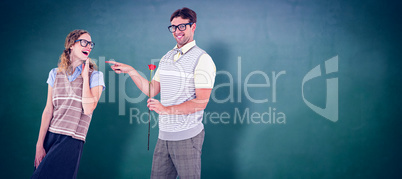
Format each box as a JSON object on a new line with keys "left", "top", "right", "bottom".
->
{"left": 148, "top": 64, "right": 156, "bottom": 71}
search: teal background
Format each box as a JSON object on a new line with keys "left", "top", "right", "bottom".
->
{"left": 1, "top": 0, "right": 401, "bottom": 178}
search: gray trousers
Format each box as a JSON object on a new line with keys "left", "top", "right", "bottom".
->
{"left": 151, "top": 130, "right": 205, "bottom": 179}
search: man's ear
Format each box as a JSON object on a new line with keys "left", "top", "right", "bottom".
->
{"left": 192, "top": 23, "right": 197, "bottom": 32}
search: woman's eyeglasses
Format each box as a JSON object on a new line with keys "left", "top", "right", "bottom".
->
{"left": 75, "top": 39, "right": 95, "bottom": 49}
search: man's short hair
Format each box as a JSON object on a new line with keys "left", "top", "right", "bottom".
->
{"left": 170, "top": 7, "right": 197, "bottom": 23}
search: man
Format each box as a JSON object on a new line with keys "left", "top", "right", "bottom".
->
{"left": 107, "top": 7, "right": 216, "bottom": 178}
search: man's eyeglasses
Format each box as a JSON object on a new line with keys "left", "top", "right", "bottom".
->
{"left": 75, "top": 39, "right": 95, "bottom": 49}
{"left": 168, "top": 22, "right": 194, "bottom": 33}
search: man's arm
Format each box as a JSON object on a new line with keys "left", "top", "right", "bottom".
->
{"left": 147, "top": 88, "right": 212, "bottom": 115}
{"left": 106, "top": 61, "right": 160, "bottom": 97}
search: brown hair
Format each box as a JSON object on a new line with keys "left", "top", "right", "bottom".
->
{"left": 58, "top": 29, "right": 97, "bottom": 75}
{"left": 170, "top": 7, "right": 197, "bottom": 23}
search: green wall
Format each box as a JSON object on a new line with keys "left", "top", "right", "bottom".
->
{"left": 1, "top": 0, "right": 401, "bottom": 178}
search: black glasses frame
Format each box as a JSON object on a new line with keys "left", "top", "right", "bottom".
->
{"left": 75, "top": 39, "right": 95, "bottom": 49}
{"left": 168, "top": 22, "right": 194, "bottom": 33}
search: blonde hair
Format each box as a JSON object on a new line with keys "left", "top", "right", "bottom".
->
{"left": 58, "top": 29, "right": 97, "bottom": 75}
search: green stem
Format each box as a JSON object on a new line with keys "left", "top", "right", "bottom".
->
{"left": 148, "top": 69, "right": 153, "bottom": 151}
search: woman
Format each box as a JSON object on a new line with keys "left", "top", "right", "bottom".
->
{"left": 32, "top": 29, "right": 105, "bottom": 179}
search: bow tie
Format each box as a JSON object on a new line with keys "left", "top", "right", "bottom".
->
{"left": 173, "top": 48, "right": 183, "bottom": 55}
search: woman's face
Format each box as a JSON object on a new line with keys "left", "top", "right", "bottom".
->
{"left": 70, "top": 33, "right": 93, "bottom": 61}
